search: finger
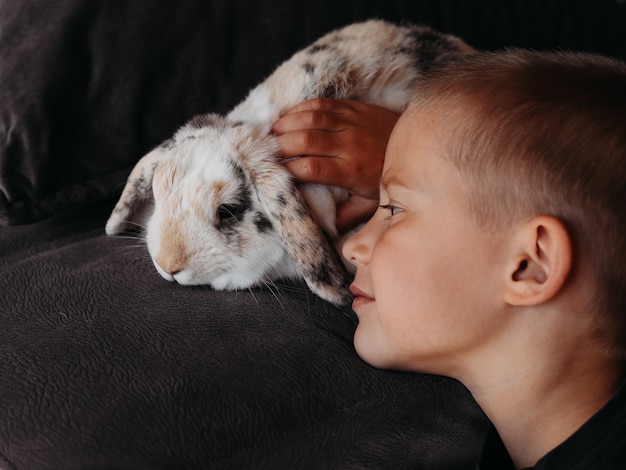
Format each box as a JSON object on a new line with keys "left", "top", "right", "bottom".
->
{"left": 282, "top": 155, "right": 348, "bottom": 186}
{"left": 272, "top": 109, "right": 343, "bottom": 135}
{"left": 275, "top": 129, "right": 342, "bottom": 159}
{"left": 282, "top": 98, "right": 348, "bottom": 116}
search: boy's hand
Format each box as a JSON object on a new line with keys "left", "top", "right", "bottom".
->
{"left": 272, "top": 98, "right": 399, "bottom": 232}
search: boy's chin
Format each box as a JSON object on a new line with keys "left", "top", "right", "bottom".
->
{"left": 353, "top": 328, "right": 397, "bottom": 370}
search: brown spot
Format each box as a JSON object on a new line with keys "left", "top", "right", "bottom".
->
{"left": 210, "top": 181, "right": 228, "bottom": 201}
{"left": 154, "top": 222, "right": 190, "bottom": 275}
{"left": 154, "top": 192, "right": 190, "bottom": 275}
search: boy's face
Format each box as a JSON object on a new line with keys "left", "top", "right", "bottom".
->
{"left": 343, "top": 108, "right": 512, "bottom": 375}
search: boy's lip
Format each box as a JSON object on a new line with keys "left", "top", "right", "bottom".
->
{"left": 349, "top": 283, "right": 374, "bottom": 309}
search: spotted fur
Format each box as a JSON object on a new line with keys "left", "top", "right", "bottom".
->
{"left": 105, "top": 20, "right": 473, "bottom": 305}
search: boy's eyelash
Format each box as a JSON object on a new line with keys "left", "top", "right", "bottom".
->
{"left": 379, "top": 204, "right": 401, "bottom": 216}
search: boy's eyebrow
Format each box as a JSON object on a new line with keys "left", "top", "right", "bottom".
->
{"left": 381, "top": 170, "right": 427, "bottom": 196}
{"left": 380, "top": 172, "right": 400, "bottom": 188}
{"left": 381, "top": 172, "right": 412, "bottom": 190}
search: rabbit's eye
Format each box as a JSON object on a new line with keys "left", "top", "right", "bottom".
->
{"left": 217, "top": 203, "right": 244, "bottom": 223}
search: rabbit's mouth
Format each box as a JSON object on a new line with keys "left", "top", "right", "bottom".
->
{"left": 151, "top": 245, "right": 300, "bottom": 291}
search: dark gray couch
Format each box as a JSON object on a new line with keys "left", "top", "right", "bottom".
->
{"left": 1, "top": 1, "right": 625, "bottom": 468}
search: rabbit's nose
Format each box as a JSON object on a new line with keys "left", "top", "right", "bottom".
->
{"left": 154, "top": 252, "right": 188, "bottom": 277}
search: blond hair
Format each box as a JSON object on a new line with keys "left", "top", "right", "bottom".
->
{"left": 409, "top": 49, "right": 626, "bottom": 353}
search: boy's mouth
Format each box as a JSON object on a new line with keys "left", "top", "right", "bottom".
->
{"left": 349, "top": 284, "right": 375, "bottom": 310}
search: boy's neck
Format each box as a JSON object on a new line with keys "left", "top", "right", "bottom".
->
{"left": 464, "top": 337, "right": 622, "bottom": 469}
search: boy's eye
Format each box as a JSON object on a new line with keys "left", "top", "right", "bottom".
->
{"left": 379, "top": 204, "right": 402, "bottom": 217}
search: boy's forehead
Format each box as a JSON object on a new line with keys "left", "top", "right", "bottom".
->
{"left": 382, "top": 111, "right": 438, "bottom": 190}
{"left": 382, "top": 106, "right": 467, "bottom": 198}
{"left": 385, "top": 107, "right": 442, "bottom": 166}
{"left": 392, "top": 105, "right": 445, "bottom": 142}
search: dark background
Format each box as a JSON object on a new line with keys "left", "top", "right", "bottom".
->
{"left": 1, "top": 0, "right": 625, "bottom": 225}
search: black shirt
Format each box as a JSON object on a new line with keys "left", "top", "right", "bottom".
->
{"left": 476, "top": 380, "right": 626, "bottom": 469}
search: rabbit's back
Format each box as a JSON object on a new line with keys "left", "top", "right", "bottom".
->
{"left": 229, "top": 20, "right": 474, "bottom": 123}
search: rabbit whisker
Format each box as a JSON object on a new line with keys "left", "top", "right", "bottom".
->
{"left": 260, "top": 279, "right": 286, "bottom": 311}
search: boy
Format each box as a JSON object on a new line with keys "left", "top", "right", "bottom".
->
{"left": 340, "top": 50, "right": 626, "bottom": 468}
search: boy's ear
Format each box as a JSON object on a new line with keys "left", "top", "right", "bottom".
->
{"left": 504, "top": 215, "right": 572, "bottom": 306}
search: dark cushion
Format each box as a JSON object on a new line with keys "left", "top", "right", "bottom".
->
{"left": 0, "top": 200, "right": 488, "bottom": 469}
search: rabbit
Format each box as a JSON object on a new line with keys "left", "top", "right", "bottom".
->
{"left": 105, "top": 20, "right": 474, "bottom": 306}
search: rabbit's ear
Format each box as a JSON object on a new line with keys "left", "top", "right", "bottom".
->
{"left": 254, "top": 171, "right": 353, "bottom": 306}
{"left": 105, "top": 146, "right": 166, "bottom": 235}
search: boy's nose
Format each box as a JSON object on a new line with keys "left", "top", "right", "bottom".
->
{"left": 342, "top": 219, "right": 376, "bottom": 267}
